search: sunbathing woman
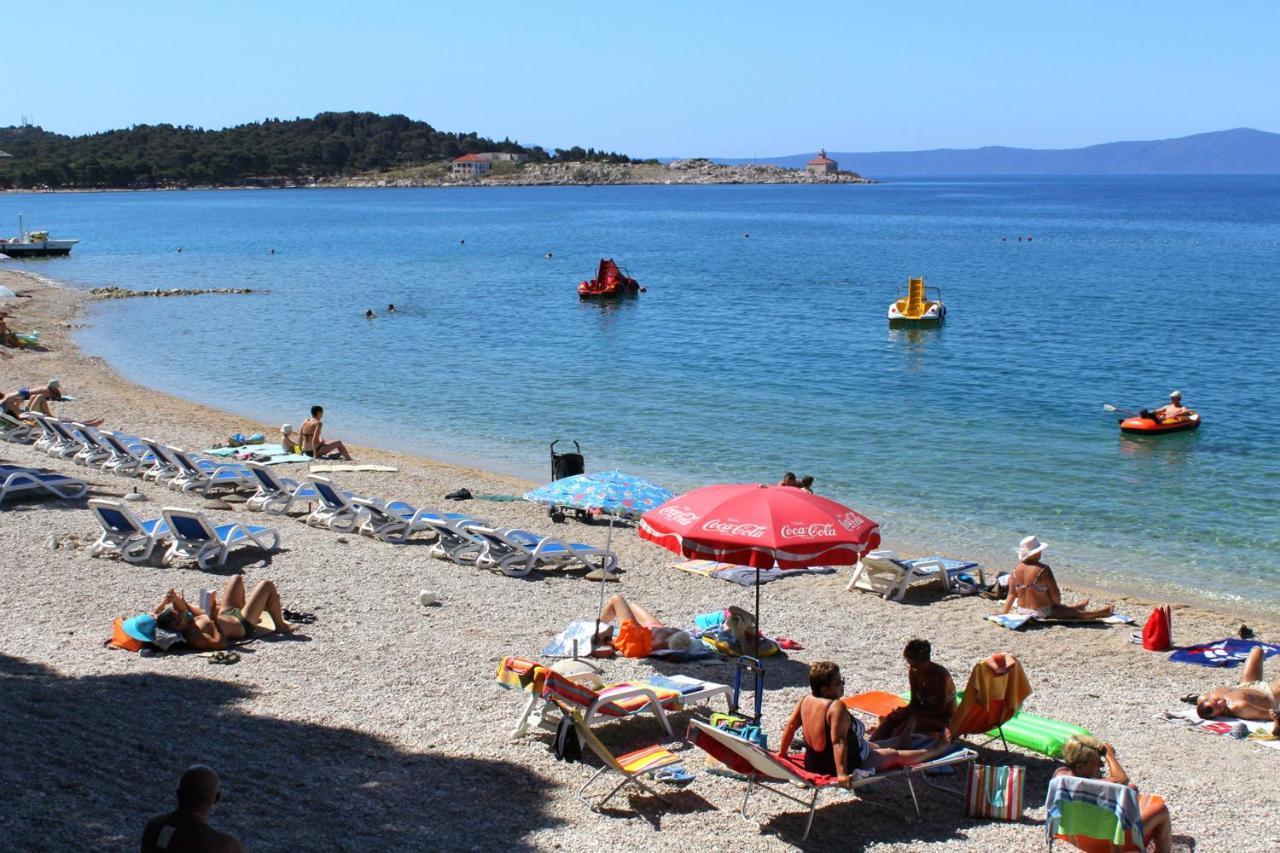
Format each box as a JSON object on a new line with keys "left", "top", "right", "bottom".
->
{"left": 1056, "top": 735, "right": 1173, "bottom": 853}
{"left": 1001, "top": 536, "right": 1112, "bottom": 621}
{"left": 1193, "top": 645, "right": 1280, "bottom": 732}
{"left": 153, "top": 577, "right": 295, "bottom": 651}
{"left": 778, "top": 661, "right": 953, "bottom": 787}
{"left": 597, "top": 594, "right": 692, "bottom": 653}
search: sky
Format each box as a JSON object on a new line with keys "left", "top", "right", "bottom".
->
{"left": 6, "top": 1, "right": 1279, "bottom": 158}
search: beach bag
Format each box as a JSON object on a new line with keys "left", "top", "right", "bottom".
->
{"left": 1143, "top": 606, "right": 1172, "bottom": 652}
{"left": 612, "top": 618, "right": 654, "bottom": 658}
{"left": 105, "top": 617, "right": 145, "bottom": 652}
{"left": 965, "top": 764, "right": 1024, "bottom": 820}
{"left": 550, "top": 714, "right": 581, "bottom": 763}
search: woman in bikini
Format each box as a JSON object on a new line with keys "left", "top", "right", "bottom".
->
{"left": 778, "top": 661, "right": 952, "bottom": 787}
{"left": 1001, "top": 536, "right": 1113, "bottom": 621}
{"left": 299, "top": 405, "right": 353, "bottom": 461}
{"left": 152, "top": 577, "right": 295, "bottom": 651}
{"left": 1056, "top": 735, "right": 1173, "bottom": 853}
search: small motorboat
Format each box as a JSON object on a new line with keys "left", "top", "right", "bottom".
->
{"left": 578, "top": 259, "right": 641, "bottom": 300}
{"left": 1119, "top": 411, "right": 1201, "bottom": 435}
{"left": 888, "top": 276, "right": 944, "bottom": 326}
{"left": 0, "top": 215, "right": 79, "bottom": 258}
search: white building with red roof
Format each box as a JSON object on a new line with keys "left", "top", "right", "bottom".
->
{"left": 451, "top": 152, "right": 529, "bottom": 177}
{"left": 806, "top": 148, "right": 838, "bottom": 177}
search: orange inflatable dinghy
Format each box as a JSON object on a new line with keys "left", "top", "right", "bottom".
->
{"left": 1119, "top": 411, "right": 1200, "bottom": 435}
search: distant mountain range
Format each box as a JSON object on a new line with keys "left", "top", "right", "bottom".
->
{"left": 714, "top": 128, "right": 1280, "bottom": 175}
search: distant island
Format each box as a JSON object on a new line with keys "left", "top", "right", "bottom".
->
{"left": 0, "top": 112, "right": 864, "bottom": 190}
{"left": 715, "top": 128, "right": 1280, "bottom": 175}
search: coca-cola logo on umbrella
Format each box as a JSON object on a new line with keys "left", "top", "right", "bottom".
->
{"left": 701, "top": 519, "right": 768, "bottom": 539}
{"left": 836, "top": 511, "right": 868, "bottom": 531}
{"left": 780, "top": 522, "right": 837, "bottom": 539}
{"left": 657, "top": 505, "right": 699, "bottom": 526}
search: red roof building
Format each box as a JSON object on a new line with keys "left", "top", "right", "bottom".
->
{"left": 806, "top": 148, "right": 838, "bottom": 177}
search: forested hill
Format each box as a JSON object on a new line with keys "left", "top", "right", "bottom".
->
{"left": 0, "top": 112, "right": 632, "bottom": 189}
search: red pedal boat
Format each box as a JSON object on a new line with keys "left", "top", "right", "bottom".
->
{"left": 578, "top": 259, "right": 642, "bottom": 300}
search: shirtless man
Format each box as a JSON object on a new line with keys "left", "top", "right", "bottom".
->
{"left": 141, "top": 765, "right": 243, "bottom": 853}
{"left": 1001, "top": 536, "right": 1113, "bottom": 621}
{"left": 1153, "top": 390, "right": 1188, "bottom": 422}
{"left": 299, "top": 405, "right": 353, "bottom": 461}
{"left": 597, "top": 594, "right": 692, "bottom": 653}
{"left": 23, "top": 380, "right": 104, "bottom": 426}
{"left": 149, "top": 576, "right": 295, "bottom": 651}
{"left": 870, "top": 639, "right": 956, "bottom": 739}
{"left": 1195, "top": 645, "right": 1280, "bottom": 733}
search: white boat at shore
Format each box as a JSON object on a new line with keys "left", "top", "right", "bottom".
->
{"left": 0, "top": 215, "right": 79, "bottom": 257}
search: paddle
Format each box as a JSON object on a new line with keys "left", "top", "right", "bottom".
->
{"left": 1102, "top": 403, "right": 1140, "bottom": 417}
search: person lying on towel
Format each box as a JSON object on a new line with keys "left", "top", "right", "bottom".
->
{"left": 146, "top": 578, "right": 297, "bottom": 650}
{"left": 1193, "top": 645, "right": 1280, "bottom": 731}
{"left": 1057, "top": 735, "right": 1173, "bottom": 853}
{"left": 597, "top": 594, "right": 692, "bottom": 657}
{"left": 868, "top": 638, "right": 955, "bottom": 739}
{"left": 778, "top": 661, "right": 953, "bottom": 788}
{"left": 1001, "top": 536, "right": 1113, "bottom": 621}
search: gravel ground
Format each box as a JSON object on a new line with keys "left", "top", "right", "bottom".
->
{"left": 1, "top": 272, "right": 1277, "bottom": 851}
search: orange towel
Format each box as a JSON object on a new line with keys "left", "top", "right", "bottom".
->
{"left": 950, "top": 653, "right": 1032, "bottom": 736}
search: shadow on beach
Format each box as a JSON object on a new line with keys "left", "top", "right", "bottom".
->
{"left": 0, "top": 653, "right": 563, "bottom": 849}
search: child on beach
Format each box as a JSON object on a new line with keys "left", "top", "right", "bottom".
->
{"left": 299, "top": 405, "right": 353, "bottom": 461}
{"left": 1001, "top": 536, "right": 1113, "bottom": 621}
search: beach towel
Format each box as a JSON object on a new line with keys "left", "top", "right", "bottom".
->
{"left": 309, "top": 464, "right": 398, "bottom": 473}
{"left": 542, "top": 620, "right": 603, "bottom": 658}
{"left": 1157, "top": 707, "right": 1280, "bottom": 751}
{"left": 204, "top": 443, "right": 311, "bottom": 465}
{"left": 1168, "top": 638, "right": 1280, "bottom": 668}
{"left": 1044, "top": 775, "right": 1144, "bottom": 850}
{"left": 672, "top": 559, "right": 837, "bottom": 586}
{"left": 985, "top": 612, "right": 1134, "bottom": 631}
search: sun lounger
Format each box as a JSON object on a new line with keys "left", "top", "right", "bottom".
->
{"left": 98, "top": 430, "right": 152, "bottom": 477}
{"left": 302, "top": 475, "right": 373, "bottom": 532}
{"left": 0, "top": 465, "right": 88, "bottom": 505}
{"left": 245, "top": 462, "right": 332, "bottom": 514}
{"left": 67, "top": 423, "right": 113, "bottom": 468}
{"left": 466, "top": 524, "right": 619, "bottom": 577}
{"left": 414, "top": 512, "right": 490, "bottom": 562}
{"left": 846, "top": 550, "right": 972, "bottom": 601}
{"left": 160, "top": 506, "right": 280, "bottom": 569}
{"left": 87, "top": 498, "right": 171, "bottom": 563}
{"left": 139, "top": 439, "right": 182, "bottom": 484}
{"left": 550, "top": 698, "right": 683, "bottom": 812}
{"left": 165, "top": 446, "right": 255, "bottom": 497}
{"left": 35, "top": 415, "right": 84, "bottom": 460}
{"left": 349, "top": 498, "right": 479, "bottom": 545}
{"left": 0, "top": 411, "right": 35, "bottom": 443}
{"left": 687, "top": 719, "right": 978, "bottom": 841}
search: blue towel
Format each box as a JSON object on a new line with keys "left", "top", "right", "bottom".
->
{"left": 647, "top": 675, "right": 705, "bottom": 695}
{"left": 1168, "top": 638, "right": 1280, "bottom": 668}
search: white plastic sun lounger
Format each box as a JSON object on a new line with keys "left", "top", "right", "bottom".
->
{"left": 687, "top": 720, "right": 978, "bottom": 840}
{"left": 26, "top": 412, "right": 65, "bottom": 454}
{"left": 466, "top": 524, "right": 619, "bottom": 577}
{"left": 160, "top": 506, "right": 281, "bottom": 569}
{"left": 88, "top": 498, "right": 171, "bottom": 563}
{"left": 34, "top": 415, "right": 84, "bottom": 460}
{"left": 245, "top": 462, "right": 332, "bottom": 515}
{"left": 0, "top": 411, "right": 35, "bottom": 443}
{"left": 166, "top": 446, "right": 255, "bottom": 497}
{"left": 67, "top": 422, "right": 113, "bottom": 468}
{"left": 139, "top": 438, "right": 182, "bottom": 484}
{"left": 0, "top": 465, "right": 89, "bottom": 505}
{"left": 846, "top": 550, "right": 981, "bottom": 602}
{"left": 98, "top": 430, "right": 152, "bottom": 477}
{"left": 304, "top": 475, "right": 371, "bottom": 532}
{"left": 353, "top": 498, "right": 485, "bottom": 546}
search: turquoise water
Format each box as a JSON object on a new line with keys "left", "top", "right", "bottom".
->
{"left": 4, "top": 180, "right": 1278, "bottom": 608}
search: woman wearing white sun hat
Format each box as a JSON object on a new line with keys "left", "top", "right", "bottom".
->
{"left": 1000, "top": 535, "right": 1113, "bottom": 621}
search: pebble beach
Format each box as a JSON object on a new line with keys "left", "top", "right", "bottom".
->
{"left": 2, "top": 270, "right": 1277, "bottom": 851}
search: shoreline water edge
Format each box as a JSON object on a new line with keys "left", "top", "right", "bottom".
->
{"left": 6, "top": 267, "right": 1274, "bottom": 623}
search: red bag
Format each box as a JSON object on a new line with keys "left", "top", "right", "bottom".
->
{"left": 1142, "top": 606, "right": 1172, "bottom": 651}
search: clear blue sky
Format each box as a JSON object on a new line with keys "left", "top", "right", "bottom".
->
{"left": 8, "top": 0, "right": 1278, "bottom": 157}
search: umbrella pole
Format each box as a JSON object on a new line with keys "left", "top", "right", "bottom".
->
{"left": 754, "top": 563, "right": 761, "bottom": 659}
{"left": 595, "top": 515, "right": 615, "bottom": 652}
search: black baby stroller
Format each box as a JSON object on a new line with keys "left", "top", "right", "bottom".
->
{"left": 548, "top": 439, "right": 587, "bottom": 523}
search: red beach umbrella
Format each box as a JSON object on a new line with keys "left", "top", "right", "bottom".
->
{"left": 639, "top": 483, "right": 880, "bottom": 657}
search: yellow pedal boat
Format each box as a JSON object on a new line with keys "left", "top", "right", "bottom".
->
{"left": 888, "top": 276, "right": 945, "bottom": 327}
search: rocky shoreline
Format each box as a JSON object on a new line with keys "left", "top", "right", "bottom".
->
{"left": 88, "top": 286, "right": 260, "bottom": 299}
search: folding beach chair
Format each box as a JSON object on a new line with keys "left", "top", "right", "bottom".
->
{"left": 0, "top": 465, "right": 89, "bottom": 505}
{"left": 87, "top": 498, "right": 171, "bottom": 563}
{"left": 686, "top": 720, "right": 978, "bottom": 841}
{"left": 165, "top": 446, "right": 255, "bottom": 497}
{"left": 1045, "top": 776, "right": 1152, "bottom": 852}
{"left": 160, "top": 506, "right": 280, "bottom": 569}
{"left": 304, "top": 475, "right": 369, "bottom": 532}
{"left": 550, "top": 699, "right": 683, "bottom": 812}
{"left": 245, "top": 462, "right": 329, "bottom": 514}
{"left": 0, "top": 411, "right": 35, "bottom": 443}
{"left": 466, "top": 524, "right": 619, "bottom": 577}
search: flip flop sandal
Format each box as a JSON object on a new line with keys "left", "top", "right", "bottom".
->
{"left": 283, "top": 610, "right": 317, "bottom": 624}
{"left": 652, "top": 766, "right": 695, "bottom": 786}
{"left": 207, "top": 651, "right": 241, "bottom": 665}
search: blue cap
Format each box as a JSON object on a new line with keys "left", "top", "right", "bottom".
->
{"left": 121, "top": 613, "right": 156, "bottom": 643}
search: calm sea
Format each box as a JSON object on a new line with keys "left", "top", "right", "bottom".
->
{"left": 4, "top": 179, "right": 1278, "bottom": 609}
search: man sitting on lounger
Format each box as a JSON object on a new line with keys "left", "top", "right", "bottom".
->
{"left": 1194, "top": 645, "right": 1280, "bottom": 733}
{"left": 869, "top": 639, "right": 956, "bottom": 739}
{"left": 597, "top": 594, "right": 692, "bottom": 655}
{"left": 778, "top": 661, "right": 953, "bottom": 787}
{"left": 149, "top": 577, "right": 296, "bottom": 650}
{"left": 21, "top": 380, "right": 104, "bottom": 426}
{"left": 1001, "top": 536, "right": 1113, "bottom": 621}
{"left": 300, "top": 405, "right": 353, "bottom": 461}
